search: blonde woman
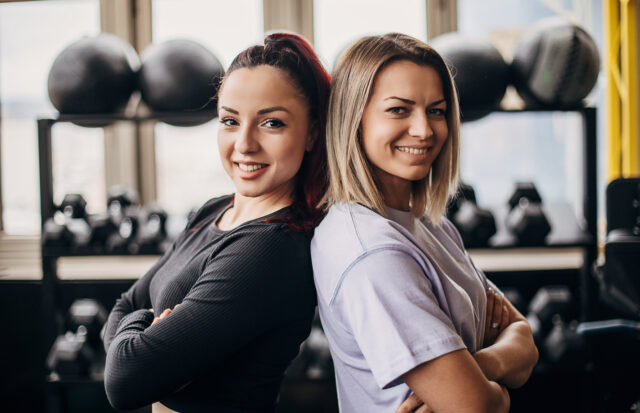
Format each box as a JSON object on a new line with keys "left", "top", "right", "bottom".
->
{"left": 311, "top": 33, "right": 538, "bottom": 412}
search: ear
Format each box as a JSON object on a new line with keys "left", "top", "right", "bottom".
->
{"left": 305, "top": 129, "right": 319, "bottom": 152}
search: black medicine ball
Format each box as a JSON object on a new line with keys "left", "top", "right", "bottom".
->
{"left": 138, "top": 39, "right": 224, "bottom": 126}
{"left": 48, "top": 33, "right": 140, "bottom": 117}
{"left": 431, "top": 33, "right": 510, "bottom": 121}
{"left": 511, "top": 17, "right": 600, "bottom": 108}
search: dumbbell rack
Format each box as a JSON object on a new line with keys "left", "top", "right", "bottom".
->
{"left": 37, "top": 111, "right": 214, "bottom": 413}
{"left": 462, "top": 106, "right": 597, "bottom": 318}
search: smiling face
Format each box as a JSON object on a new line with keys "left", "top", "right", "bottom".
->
{"left": 360, "top": 60, "right": 449, "bottom": 207}
{"left": 217, "top": 65, "right": 311, "bottom": 203}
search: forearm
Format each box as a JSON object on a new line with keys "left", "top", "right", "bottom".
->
{"left": 474, "top": 320, "right": 539, "bottom": 388}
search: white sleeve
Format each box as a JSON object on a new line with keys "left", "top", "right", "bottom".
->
{"left": 331, "top": 247, "right": 466, "bottom": 389}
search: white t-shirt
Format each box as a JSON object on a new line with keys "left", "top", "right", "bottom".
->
{"left": 311, "top": 203, "right": 493, "bottom": 412}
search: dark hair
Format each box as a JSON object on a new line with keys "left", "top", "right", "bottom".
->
{"left": 219, "top": 33, "right": 330, "bottom": 235}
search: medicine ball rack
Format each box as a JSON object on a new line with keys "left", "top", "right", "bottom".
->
{"left": 37, "top": 106, "right": 596, "bottom": 413}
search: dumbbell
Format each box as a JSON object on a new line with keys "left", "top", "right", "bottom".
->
{"left": 506, "top": 182, "right": 552, "bottom": 245}
{"left": 106, "top": 209, "right": 140, "bottom": 254}
{"left": 107, "top": 184, "right": 140, "bottom": 227}
{"left": 543, "top": 317, "right": 585, "bottom": 368}
{"left": 526, "top": 285, "right": 576, "bottom": 346}
{"left": 131, "top": 204, "right": 169, "bottom": 254}
{"left": 42, "top": 194, "right": 92, "bottom": 252}
{"left": 46, "top": 326, "right": 96, "bottom": 380}
{"left": 501, "top": 287, "right": 526, "bottom": 314}
{"left": 67, "top": 299, "right": 108, "bottom": 349}
{"left": 447, "top": 183, "right": 497, "bottom": 248}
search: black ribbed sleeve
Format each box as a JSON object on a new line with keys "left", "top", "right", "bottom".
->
{"left": 102, "top": 196, "right": 316, "bottom": 412}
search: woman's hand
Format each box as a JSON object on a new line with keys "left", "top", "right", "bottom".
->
{"left": 396, "top": 393, "right": 433, "bottom": 413}
{"left": 151, "top": 304, "right": 180, "bottom": 325}
{"left": 483, "top": 288, "right": 510, "bottom": 347}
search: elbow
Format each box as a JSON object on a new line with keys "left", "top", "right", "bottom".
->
{"left": 505, "top": 343, "right": 539, "bottom": 389}
{"left": 479, "top": 381, "right": 510, "bottom": 413}
{"left": 104, "top": 344, "right": 150, "bottom": 410}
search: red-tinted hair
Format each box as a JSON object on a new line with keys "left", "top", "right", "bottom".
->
{"left": 220, "top": 33, "right": 330, "bottom": 235}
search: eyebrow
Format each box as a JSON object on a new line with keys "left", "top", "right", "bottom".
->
{"left": 219, "top": 106, "right": 290, "bottom": 115}
{"left": 383, "top": 97, "right": 447, "bottom": 106}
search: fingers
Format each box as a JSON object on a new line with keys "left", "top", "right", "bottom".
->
{"left": 485, "top": 288, "right": 496, "bottom": 332}
{"left": 151, "top": 308, "right": 172, "bottom": 325}
{"left": 395, "top": 393, "right": 423, "bottom": 413}
{"left": 415, "top": 404, "right": 434, "bottom": 413}
{"left": 499, "top": 302, "right": 509, "bottom": 330}
{"left": 491, "top": 291, "right": 503, "bottom": 330}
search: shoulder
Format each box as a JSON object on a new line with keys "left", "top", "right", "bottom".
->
{"left": 311, "top": 203, "right": 420, "bottom": 301}
{"left": 186, "top": 194, "right": 234, "bottom": 230}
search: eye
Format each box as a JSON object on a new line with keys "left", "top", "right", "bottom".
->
{"left": 427, "top": 108, "right": 447, "bottom": 117}
{"left": 262, "top": 118, "right": 286, "bottom": 129}
{"left": 386, "top": 107, "right": 408, "bottom": 115}
{"left": 220, "top": 117, "right": 238, "bottom": 127}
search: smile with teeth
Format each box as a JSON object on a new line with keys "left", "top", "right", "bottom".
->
{"left": 236, "top": 163, "right": 267, "bottom": 172}
{"left": 396, "top": 146, "right": 428, "bottom": 155}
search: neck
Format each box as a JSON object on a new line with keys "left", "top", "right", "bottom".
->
{"left": 218, "top": 185, "right": 295, "bottom": 230}
{"left": 375, "top": 168, "right": 412, "bottom": 212}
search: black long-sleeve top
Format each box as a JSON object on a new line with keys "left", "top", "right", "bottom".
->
{"left": 102, "top": 195, "right": 316, "bottom": 412}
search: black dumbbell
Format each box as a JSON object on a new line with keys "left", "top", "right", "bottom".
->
{"left": 42, "top": 218, "right": 74, "bottom": 250}
{"left": 46, "top": 326, "right": 96, "bottom": 380}
{"left": 107, "top": 184, "right": 140, "bottom": 227}
{"left": 106, "top": 209, "right": 140, "bottom": 254}
{"left": 447, "top": 183, "right": 497, "bottom": 248}
{"left": 543, "top": 317, "right": 585, "bottom": 368}
{"left": 67, "top": 299, "right": 108, "bottom": 349}
{"left": 501, "top": 287, "right": 526, "bottom": 314}
{"left": 506, "top": 182, "right": 551, "bottom": 245}
{"left": 60, "top": 194, "right": 92, "bottom": 250}
{"left": 131, "top": 204, "right": 169, "bottom": 254}
{"left": 526, "top": 285, "right": 576, "bottom": 346}
{"left": 87, "top": 213, "right": 118, "bottom": 253}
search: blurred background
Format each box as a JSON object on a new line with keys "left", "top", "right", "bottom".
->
{"left": 1, "top": 0, "right": 639, "bottom": 412}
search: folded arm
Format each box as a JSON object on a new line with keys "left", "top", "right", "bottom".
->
{"left": 103, "top": 228, "right": 313, "bottom": 410}
{"left": 474, "top": 292, "right": 539, "bottom": 388}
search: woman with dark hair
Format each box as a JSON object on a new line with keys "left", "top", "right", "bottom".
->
{"left": 102, "top": 33, "right": 330, "bottom": 412}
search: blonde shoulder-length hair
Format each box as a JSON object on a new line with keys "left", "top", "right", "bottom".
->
{"left": 323, "top": 33, "right": 460, "bottom": 224}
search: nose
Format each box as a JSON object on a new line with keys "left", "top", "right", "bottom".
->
{"left": 234, "top": 126, "right": 260, "bottom": 154}
{"left": 408, "top": 111, "right": 433, "bottom": 139}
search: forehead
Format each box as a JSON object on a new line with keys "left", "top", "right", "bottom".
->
{"left": 219, "top": 65, "right": 307, "bottom": 110}
{"left": 371, "top": 60, "right": 445, "bottom": 101}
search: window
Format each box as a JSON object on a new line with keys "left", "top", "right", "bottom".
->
{"left": 151, "top": 0, "right": 263, "bottom": 215}
{"left": 0, "top": 0, "right": 101, "bottom": 234}
{"left": 456, "top": 0, "right": 604, "bottom": 217}
{"left": 314, "top": 0, "right": 426, "bottom": 70}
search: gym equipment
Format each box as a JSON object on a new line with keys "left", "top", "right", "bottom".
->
{"left": 47, "top": 33, "right": 140, "bottom": 125}
{"left": 511, "top": 17, "right": 600, "bottom": 108}
{"left": 106, "top": 209, "right": 140, "bottom": 254}
{"left": 60, "top": 194, "right": 92, "bottom": 249}
{"left": 131, "top": 204, "right": 169, "bottom": 254}
{"left": 67, "top": 299, "right": 108, "bottom": 349}
{"left": 526, "top": 285, "right": 576, "bottom": 345}
{"left": 138, "top": 39, "right": 224, "bottom": 126}
{"left": 87, "top": 213, "right": 117, "bottom": 252}
{"left": 506, "top": 182, "right": 551, "bottom": 245}
{"left": 501, "top": 287, "right": 526, "bottom": 314}
{"left": 42, "top": 218, "right": 74, "bottom": 249}
{"left": 46, "top": 327, "right": 97, "bottom": 380}
{"left": 543, "top": 317, "right": 585, "bottom": 368}
{"left": 107, "top": 185, "right": 140, "bottom": 227}
{"left": 446, "top": 183, "right": 496, "bottom": 248}
{"left": 430, "top": 33, "right": 509, "bottom": 121}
